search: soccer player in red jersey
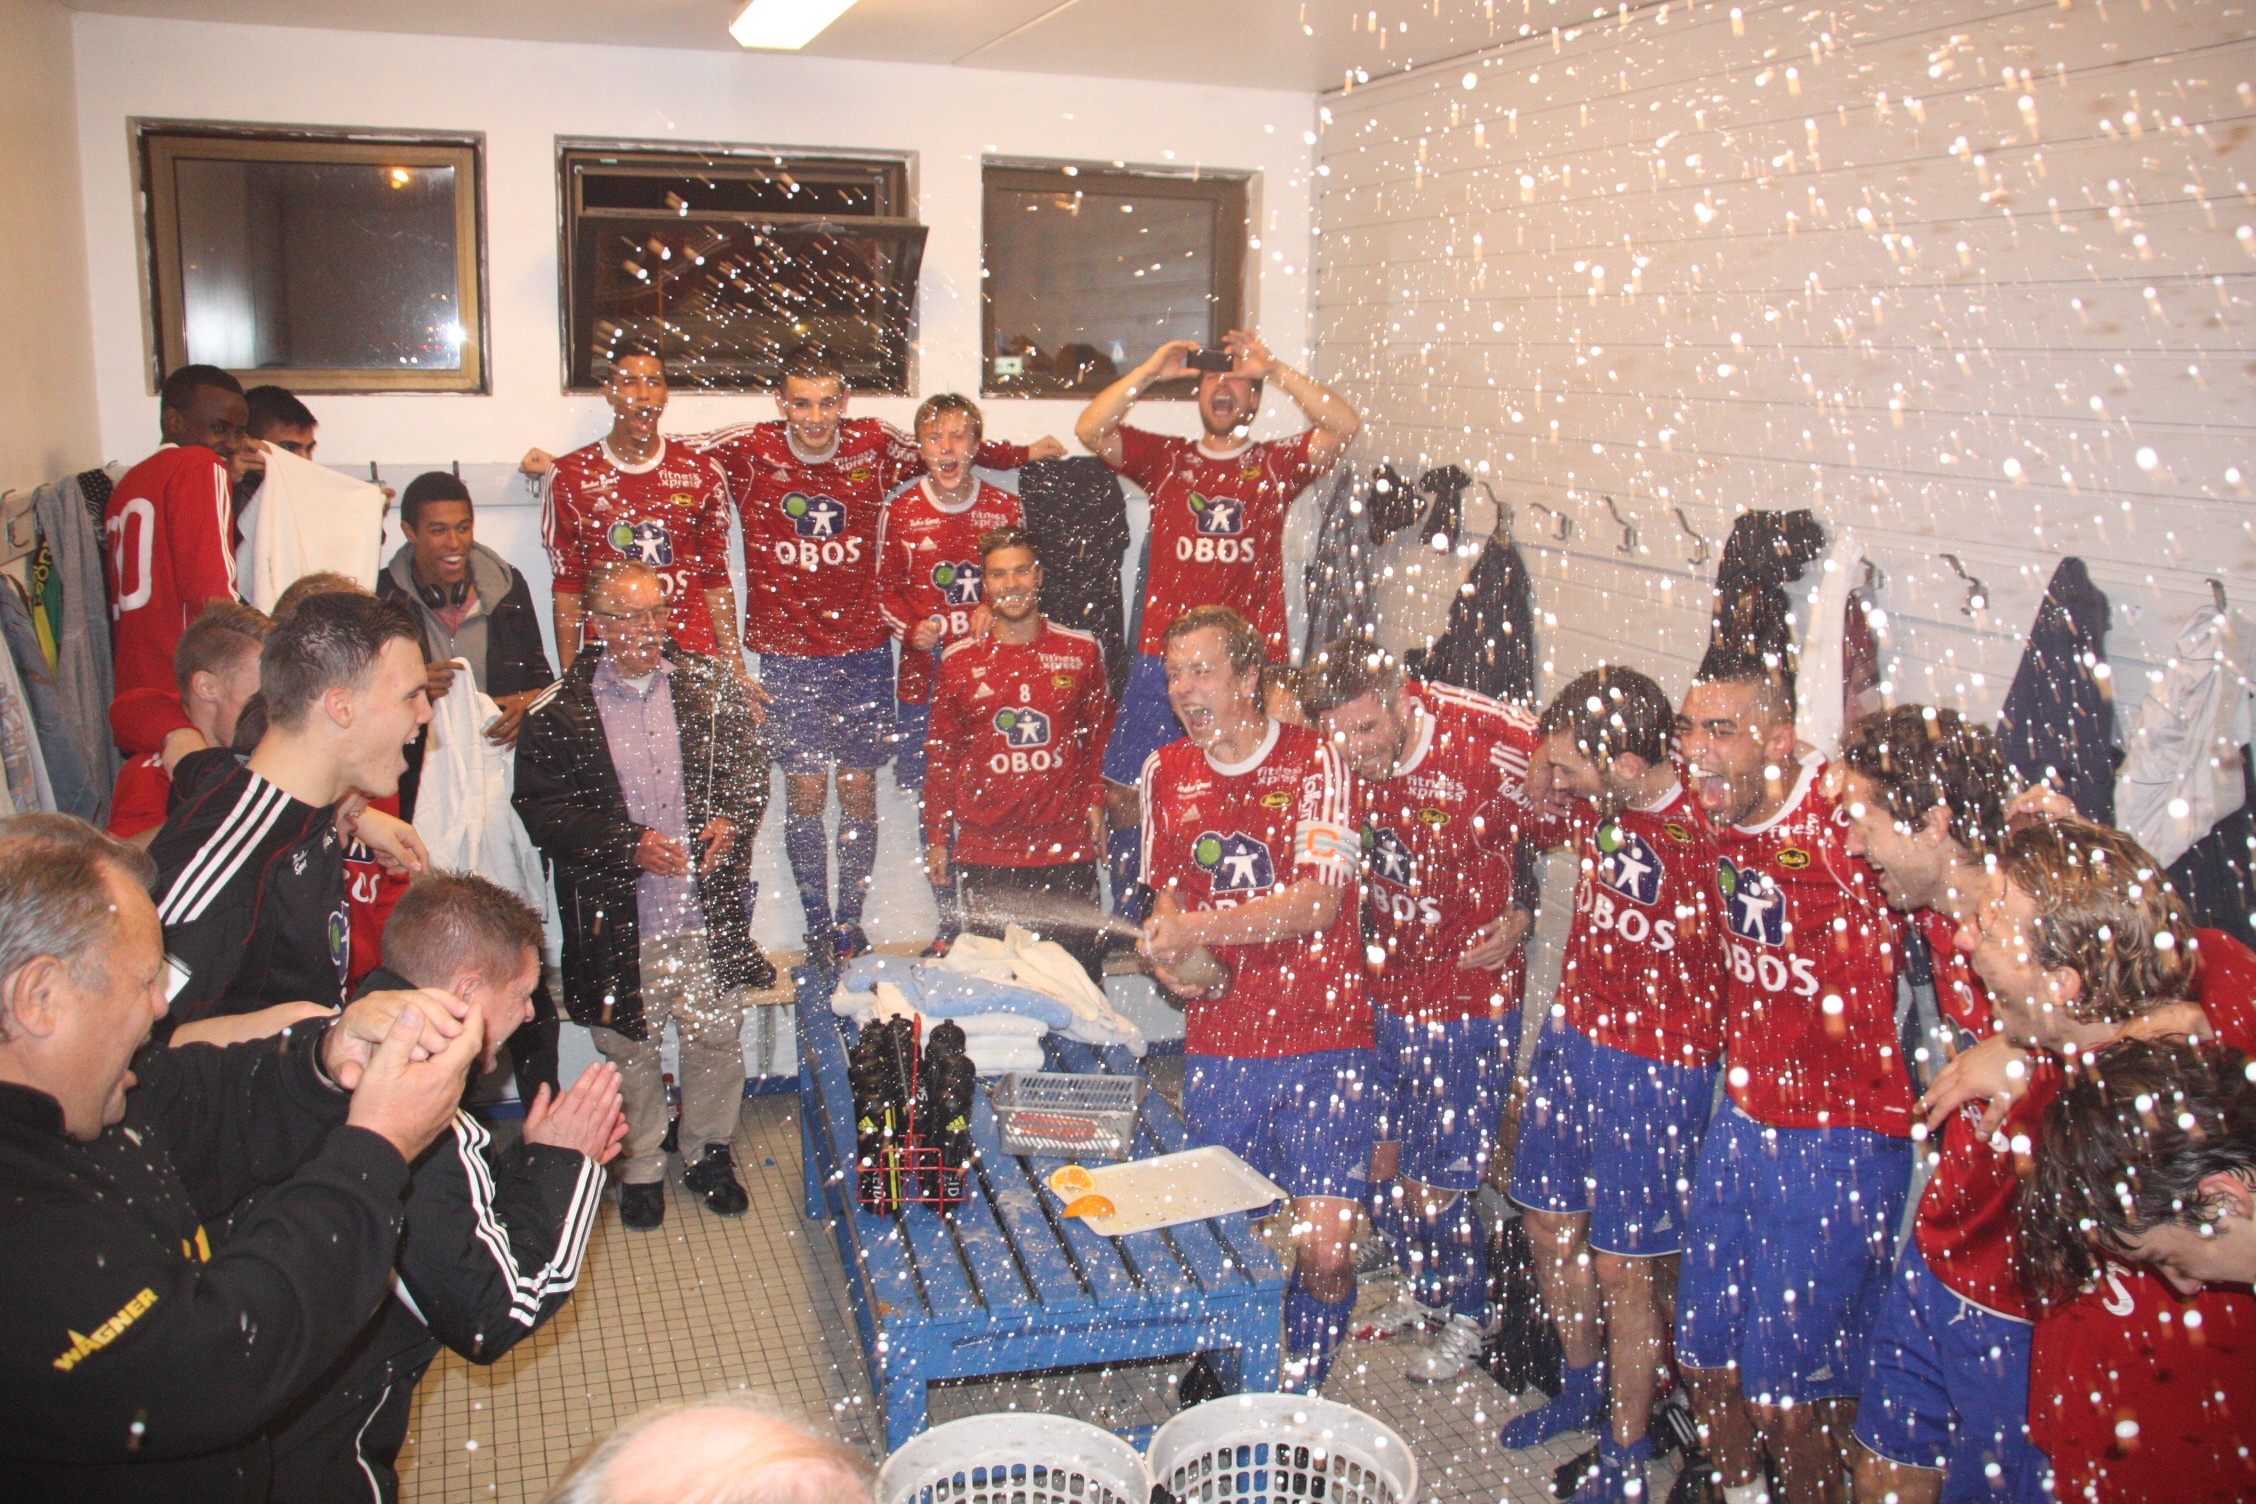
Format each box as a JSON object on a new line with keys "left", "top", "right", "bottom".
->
{"left": 1302, "top": 645, "right": 1539, "bottom": 1385}
{"left": 1491, "top": 668, "right": 1724, "bottom": 1499}
{"left": 1936, "top": 819, "right": 2256, "bottom": 1504}
{"left": 687, "top": 346, "right": 1060, "bottom": 967}
{"left": 923, "top": 528, "right": 1113, "bottom": 979}
{"left": 1671, "top": 662, "right": 1912, "bottom": 1504}
{"left": 1824, "top": 707, "right": 2045, "bottom": 1504}
{"left": 543, "top": 352, "right": 741, "bottom": 673}
{"left": 1138, "top": 606, "right": 1370, "bottom": 1393}
{"left": 106, "top": 365, "right": 255, "bottom": 697}
{"left": 1075, "top": 329, "right": 1360, "bottom": 913}
{"left": 108, "top": 601, "right": 269, "bottom": 846}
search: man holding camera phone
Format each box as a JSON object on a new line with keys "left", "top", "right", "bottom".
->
{"left": 1074, "top": 330, "right": 1361, "bottom": 909}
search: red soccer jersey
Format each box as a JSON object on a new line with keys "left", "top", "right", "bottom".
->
{"left": 1114, "top": 426, "right": 1319, "bottom": 661}
{"left": 1140, "top": 719, "right": 1367, "bottom": 1057}
{"left": 1362, "top": 681, "right": 1539, "bottom": 1023}
{"left": 342, "top": 793, "right": 411, "bottom": 988}
{"left": 105, "top": 445, "right": 238, "bottom": 698}
{"left": 108, "top": 753, "right": 172, "bottom": 839}
{"left": 1553, "top": 780, "right": 1728, "bottom": 1069}
{"left": 542, "top": 438, "right": 733, "bottom": 655}
{"left": 1713, "top": 753, "right": 1910, "bottom": 1135}
{"left": 877, "top": 477, "right": 1022, "bottom": 704}
{"left": 2028, "top": 929, "right": 2256, "bottom": 1503}
{"left": 690, "top": 419, "right": 1028, "bottom": 659}
{"left": 923, "top": 621, "right": 1113, "bottom": 867}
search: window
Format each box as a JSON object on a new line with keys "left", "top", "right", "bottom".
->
{"left": 139, "top": 123, "right": 487, "bottom": 394}
{"left": 982, "top": 161, "right": 1249, "bottom": 399}
{"left": 558, "top": 143, "right": 923, "bottom": 393}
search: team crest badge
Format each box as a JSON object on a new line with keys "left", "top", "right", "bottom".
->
{"left": 1777, "top": 847, "right": 1812, "bottom": 870}
{"left": 1260, "top": 790, "right": 1292, "bottom": 810}
{"left": 1416, "top": 807, "right": 1449, "bottom": 827}
{"left": 1663, "top": 822, "right": 1695, "bottom": 844}
{"left": 667, "top": 491, "right": 696, "bottom": 509}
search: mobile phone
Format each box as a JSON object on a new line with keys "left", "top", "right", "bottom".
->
{"left": 1184, "top": 347, "right": 1235, "bottom": 373}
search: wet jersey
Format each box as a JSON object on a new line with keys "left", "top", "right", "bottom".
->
{"left": 924, "top": 621, "right": 1113, "bottom": 867}
{"left": 1114, "top": 426, "right": 1318, "bottom": 661}
{"left": 107, "top": 752, "right": 171, "bottom": 839}
{"left": 1553, "top": 781, "right": 1727, "bottom": 1069}
{"left": 877, "top": 477, "right": 1022, "bottom": 704}
{"left": 542, "top": 438, "right": 733, "bottom": 656}
{"left": 105, "top": 445, "right": 237, "bottom": 697}
{"left": 1712, "top": 753, "right": 1910, "bottom": 1135}
{"left": 1361, "top": 681, "right": 1539, "bottom": 1022}
{"left": 1140, "top": 719, "right": 1367, "bottom": 1057}
{"left": 689, "top": 419, "right": 1027, "bottom": 659}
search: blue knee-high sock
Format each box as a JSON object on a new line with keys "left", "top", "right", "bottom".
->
{"left": 785, "top": 811, "right": 831, "bottom": 933}
{"left": 1372, "top": 1182, "right": 1419, "bottom": 1297}
{"left": 1431, "top": 1194, "right": 1489, "bottom": 1319}
{"left": 1107, "top": 827, "right": 1147, "bottom": 920}
{"left": 1499, "top": 1352, "right": 1607, "bottom": 1448}
{"left": 930, "top": 879, "right": 962, "bottom": 941}
{"left": 1285, "top": 1280, "right": 1355, "bottom": 1393}
{"left": 836, "top": 813, "right": 877, "bottom": 926}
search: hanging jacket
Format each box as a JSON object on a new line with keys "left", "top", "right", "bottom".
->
{"left": 1794, "top": 526, "right": 1886, "bottom": 756}
{"left": 2115, "top": 601, "right": 2253, "bottom": 868}
{"left": 1997, "top": 557, "right": 2117, "bottom": 825}
{"left": 0, "top": 580, "right": 99, "bottom": 820}
{"left": 1299, "top": 455, "right": 1379, "bottom": 659}
{"left": 1014, "top": 457, "right": 1133, "bottom": 696}
{"left": 35, "top": 469, "right": 118, "bottom": 803}
{"left": 0, "top": 602, "right": 54, "bottom": 816}
{"left": 1698, "top": 509, "right": 1826, "bottom": 686}
{"left": 1365, "top": 462, "right": 1420, "bottom": 545}
{"left": 2169, "top": 755, "right": 2256, "bottom": 951}
{"left": 1416, "top": 534, "right": 1537, "bottom": 705}
{"left": 232, "top": 448, "right": 387, "bottom": 612}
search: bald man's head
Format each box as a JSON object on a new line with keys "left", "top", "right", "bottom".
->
{"left": 545, "top": 1396, "right": 872, "bottom": 1504}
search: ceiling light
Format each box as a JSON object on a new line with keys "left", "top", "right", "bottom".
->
{"left": 730, "top": 0, "right": 859, "bottom": 49}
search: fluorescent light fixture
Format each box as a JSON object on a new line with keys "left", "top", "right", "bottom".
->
{"left": 730, "top": 0, "right": 859, "bottom": 49}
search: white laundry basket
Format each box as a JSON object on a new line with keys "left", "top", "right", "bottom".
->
{"left": 876, "top": 1413, "right": 1151, "bottom": 1504}
{"left": 1146, "top": 1394, "right": 1417, "bottom": 1504}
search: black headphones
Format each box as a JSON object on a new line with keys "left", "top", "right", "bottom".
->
{"left": 417, "top": 578, "right": 471, "bottom": 609}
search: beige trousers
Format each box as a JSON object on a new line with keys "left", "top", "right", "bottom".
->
{"left": 591, "top": 931, "right": 749, "bottom": 1184}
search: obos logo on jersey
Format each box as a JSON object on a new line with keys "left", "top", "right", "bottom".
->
{"left": 1178, "top": 491, "right": 1252, "bottom": 565}
{"left": 1594, "top": 823, "right": 1663, "bottom": 905}
{"left": 1187, "top": 492, "right": 1244, "bottom": 535}
{"left": 1193, "top": 831, "right": 1275, "bottom": 895}
{"left": 932, "top": 560, "right": 983, "bottom": 606}
{"left": 1365, "top": 825, "right": 1442, "bottom": 927}
{"left": 607, "top": 519, "right": 674, "bottom": 567}
{"left": 988, "top": 706, "right": 1059, "bottom": 773}
{"left": 776, "top": 492, "right": 859, "bottom": 569}
{"left": 1717, "top": 858, "right": 1785, "bottom": 945}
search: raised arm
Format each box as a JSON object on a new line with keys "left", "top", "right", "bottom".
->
{"left": 1223, "top": 329, "right": 1361, "bottom": 474}
{"left": 1074, "top": 340, "right": 1199, "bottom": 469}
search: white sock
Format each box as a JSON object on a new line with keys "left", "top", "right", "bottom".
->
{"left": 1721, "top": 1482, "right": 1769, "bottom": 1504}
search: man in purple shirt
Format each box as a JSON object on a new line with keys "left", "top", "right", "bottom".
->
{"left": 514, "top": 560, "right": 770, "bottom": 1230}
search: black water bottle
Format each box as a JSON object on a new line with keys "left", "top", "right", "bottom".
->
{"left": 923, "top": 1025, "right": 976, "bottom": 1204}
{"left": 875, "top": 1018, "right": 919, "bottom": 1209}
{"left": 848, "top": 1028, "right": 892, "bottom": 1212}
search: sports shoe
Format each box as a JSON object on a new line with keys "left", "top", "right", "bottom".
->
{"left": 1406, "top": 1312, "right": 1488, "bottom": 1384}
{"left": 834, "top": 922, "right": 871, "bottom": 962}
{"left": 1499, "top": 1360, "right": 1607, "bottom": 1449}
{"left": 743, "top": 941, "right": 778, "bottom": 992}
{"left": 1570, "top": 1451, "right": 1648, "bottom": 1503}
{"left": 683, "top": 1144, "right": 750, "bottom": 1217}
{"left": 1555, "top": 1448, "right": 1602, "bottom": 1500}
{"left": 620, "top": 1181, "right": 665, "bottom": 1230}
{"left": 1351, "top": 1282, "right": 1433, "bottom": 1342}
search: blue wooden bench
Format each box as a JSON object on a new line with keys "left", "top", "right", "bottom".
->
{"left": 796, "top": 981, "right": 1287, "bottom": 1451}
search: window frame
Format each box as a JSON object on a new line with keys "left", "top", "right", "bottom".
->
{"left": 980, "top": 159, "right": 1251, "bottom": 401}
{"left": 555, "top": 139, "right": 922, "bottom": 395}
{"left": 136, "top": 120, "right": 489, "bottom": 395}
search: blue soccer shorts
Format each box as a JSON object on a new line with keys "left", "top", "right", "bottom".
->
{"left": 1184, "top": 1049, "right": 1379, "bottom": 1202}
{"left": 892, "top": 698, "right": 931, "bottom": 792}
{"left": 1509, "top": 1017, "right": 1718, "bottom": 1256}
{"left": 1674, "top": 1101, "right": 1913, "bottom": 1404}
{"left": 1101, "top": 653, "right": 1184, "bottom": 786}
{"left": 758, "top": 646, "right": 895, "bottom": 774}
{"left": 1371, "top": 1005, "right": 1516, "bottom": 1193}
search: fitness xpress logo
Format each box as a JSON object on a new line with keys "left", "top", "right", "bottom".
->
{"left": 1193, "top": 831, "right": 1276, "bottom": 896}
{"left": 987, "top": 706, "right": 1058, "bottom": 774}
{"left": 1718, "top": 857, "right": 1819, "bottom": 997}
{"left": 1594, "top": 824, "right": 1662, "bottom": 906}
{"left": 775, "top": 492, "right": 858, "bottom": 570}
{"left": 606, "top": 519, "right": 674, "bottom": 567}
{"left": 932, "top": 559, "right": 983, "bottom": 606}
{"left": 1178, "top": 491, "right": 1252, "bottom": 564}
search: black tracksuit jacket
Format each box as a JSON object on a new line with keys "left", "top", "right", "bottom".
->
{"left": 0, "top": 1023, "right": 409, "bottom": 1502}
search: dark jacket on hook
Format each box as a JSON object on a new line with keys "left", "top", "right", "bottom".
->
{"left": 1698, "top": 509, "right": 1826, "bottom": 687}
{"left": 1016, "top": 457, "right": 1134, "bottom": 697}
{"left": 1416, "top": 534, "right": 1537, "bottom": 706}
{"left": 1997, "top": 556, "right": 2117, "bottom": 825}
{"left": 1301, "top": 456, "right": 1380, "bottom": 659}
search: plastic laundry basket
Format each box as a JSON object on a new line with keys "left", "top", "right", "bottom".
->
{"left": 876, "top": 1413, "right": 1150, "bottom": 1504}
{"left": 1146, "top": 1394, "right": 1417, "bottom": 1504}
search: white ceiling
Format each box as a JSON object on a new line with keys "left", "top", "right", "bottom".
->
{"left": 65, "top": 0, "right": 1530, "bottom": 92}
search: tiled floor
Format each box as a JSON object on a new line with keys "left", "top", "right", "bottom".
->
{"left": 400, "top": 1085, "right": 1676, "bottom": 1504}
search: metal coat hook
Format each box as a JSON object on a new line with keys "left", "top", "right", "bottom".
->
{"left": 2210, "top": 577, "right": 2229, "bottom": 614}
{"left": 369, "top": 461, "right": 381, "bottom": 484}
{"left": 1476, "top": 479, "right": 1513, "bottom": 539}
{"left": 1529, "top": 502, "right": 1573, "bottom": 541}
{"left": 1673, "top": 507, "right": 1713, "bottom": 569}
{"left": 1602, "top": 496, "right": 1638, "bottom": 555}
{"left": 1939, "top": 553, "right": 1989, "bottom": 616}
{"left": 1861, "top": 558, "right": 1887, "bottom": 594}
{"left": 451, "top": 460, "right": 461, "bottom": 478}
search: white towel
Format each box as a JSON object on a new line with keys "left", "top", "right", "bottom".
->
{"left": 415, "top": 660, "right": 550, "bottom": 953}
{"left": 233, "top": 447, "right": 386, "bottom": 611}
{"left": 965, "top": 1039, "right": 1048, "bottom": 1076}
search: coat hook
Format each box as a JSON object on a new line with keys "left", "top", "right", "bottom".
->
{"left": 451, "top": 460, "right": 461, "bottom": 478}
{"left": 1602, "top": 496, "right": 1638, "bottom": 555}
{"left": 369, "top": 461, "right": 381, "bottom": 483}
{"left": 1529, "top": 502, "right": 1573, "bottom": 541}
{"left": 1861, "top": 558, "right": 1887, "bottom": 594}
{"left": 1673, "top": 507, "right": 1712, "bottom": 569}
{"left": 1476, "top": 479, "right": 1513, "bottom": 540}
{"left": 1939, "top": 553, "right": 1989, "bottom": 616}
{"left": 2210, "top": 577, "right": 2229, "bottom": 614}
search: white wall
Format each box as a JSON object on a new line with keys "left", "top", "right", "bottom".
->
{"left": 0, "top": 0, "right": 99, "bottom": 494}
{"left": 73, "top": 12, "right": 1318, "bottom": 467}
{"left": 1312, "top": 0, "right": 2256, "bottom": 726}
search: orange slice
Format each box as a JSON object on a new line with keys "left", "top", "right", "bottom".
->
{"left": 1048, "top": 1164, "right": 1098, "bottom": 1197}
{"left": 1063, "top": 1193, "right": 1117, "bottom": 1220}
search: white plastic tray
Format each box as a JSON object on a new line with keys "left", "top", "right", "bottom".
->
{"left": 1066, "top": 1145, "right": 1289, "bottom": 1236}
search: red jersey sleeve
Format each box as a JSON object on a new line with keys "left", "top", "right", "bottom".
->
{"left": 1259, "top": 429, "right": 1320, "bottom": 493}
{"left": 1112, "top": 424, "right": 1177, "bottom": 490}
{"left": 691, "top": 456, "right": 735, "bottom": 591}
{"left": 975, "top": 438, "right": 1032, "bottom": 471}
{"left": 876, "top": 502, "right": 916, "bottom": 640}
{"left": 1295, "top": 741, "right": 1359, "bottom": 884}
{"left": 107, "top": 755, "right": 173, "bottom": 838}
{"left": 110, "top": 688, "right": 194, "bottom": 757}
{"left": 923, "top": 653, "right": 968, "bottom": 847}
{"left": 541, "top": 466, "right": 591, "bottom": 594}
{"left": 1078, "top": 667, "right": 1117, "bottom": 818}
{"left": 171, "top": 454, "right": 238, "bottom": 610}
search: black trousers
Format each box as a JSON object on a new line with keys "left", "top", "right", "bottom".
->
{"left": 955, "top": 859, "right": 1107, "bottom": 985}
